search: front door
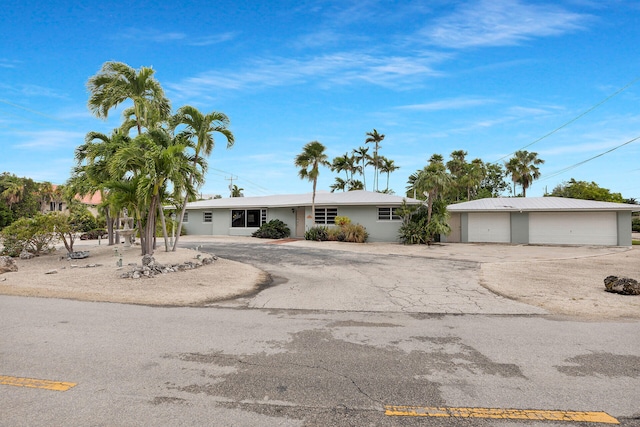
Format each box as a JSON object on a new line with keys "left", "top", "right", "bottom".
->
{"left": 295, "top": 207, "right": 306, "bottom": 238}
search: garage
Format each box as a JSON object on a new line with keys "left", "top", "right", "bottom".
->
{"left": 445, "top": 197, "right": 638, "bottom": 246}
{"left": 529, "top": 212, "right": 617, "bottom": 245}
{"left": 468, "top": 212, "right": 510, "bottom": 243}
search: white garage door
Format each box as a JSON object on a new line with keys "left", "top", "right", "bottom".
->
{"left": 529, "top": 212, "right": 617, "bottom": 245}
{"left": 468, "top": 212, "right": 510, "bottom": 243}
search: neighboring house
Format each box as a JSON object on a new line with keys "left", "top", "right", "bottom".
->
{"left": 444, "top": 197, "right": 639, "bottom": 246}
{"left": 44, "top": 185, "right": 102, "bottom": 217}
{"left": 182, "top": 190, "right": 421, "bottom": 242}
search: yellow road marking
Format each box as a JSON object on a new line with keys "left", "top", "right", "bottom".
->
{"left": 0, "top": 375, "right": 76, "bottom": 391}
{"left": 384, "top": 406, "right": 619, "bottom": 424}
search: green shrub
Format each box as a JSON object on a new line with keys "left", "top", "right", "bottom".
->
{"left": 252, "top": 219, "right": 291, "bottom": 239}
{"left": 632, "top": 217, "right": 640, "bottom": 232}
{"left": 334, "top": 216, "right": 351, "bottom": 227}
{"left": 342, "top": 223, "right": 368, "bottom": 243}
{"left": 327, "top": 226, "right": 346, "bottom": 242}
{"left": 305, "top": 226, "right": 329, "bottom": 241}
{"left": 0, "top": 214, "right": 57, "bottom": 256}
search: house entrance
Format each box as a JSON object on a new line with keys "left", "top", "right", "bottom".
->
{"left": 295, "top": 207, "right": 306, "bottom": 238}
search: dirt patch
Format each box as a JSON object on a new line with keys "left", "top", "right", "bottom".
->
{"left": 0, "top": 243, "right": 268, "bottom": 306}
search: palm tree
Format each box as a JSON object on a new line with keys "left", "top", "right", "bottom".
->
{"left": 1, "top": 178, "right": 23, "bottom": 210}
{"left": 415, "top": 154, "right": 451, "bottom": 223}
{"left": 169, "top": 105, "right": 234, "bottom": 250}
{"left": 352, "top": 146, "right": 370, "bottom": 190}
{"left": 365, "top": 129, "right": 385, "bottom": 191}
{"left": 110, "top": 128, "right": 200, "bottom": 255}
{"left": 378, "top": 156, "right": 399, "bottom": 192}
{"left": 73, "top": 129, "right": 131, "bottom": 245}
{"left": 231, "top": 184, "right": 244, "bottom": 197}
{"left": 36, "top": 181, "right": 54, "bottom": 213}
{"left": 465, "top": 158, "right": 486, "bottom": 200}
{"left": 446, "top": 150, "right": 468, "bottom": 201}
{"left": 295, "top": 141, "right": 329, "bottom": 221}
{"left": 505, "top": 150, "right": 544, "bottom": 197}
{"left": 330, "top": 177, "right": 348, "bottom": 193}
{"left": 87, "top": 61, "right": 171, "bottom": 135}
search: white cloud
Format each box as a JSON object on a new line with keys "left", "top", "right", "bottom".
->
{"left": 422, "top": 0, "right": 589, "bottom": 49}
{"left": 397, "top": 97, "right": 496, "bottom": 111}
{"left": 13, "top": 130, "right": 85, "bottom": 150}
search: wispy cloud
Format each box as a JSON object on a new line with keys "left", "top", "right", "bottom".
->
{"left": 0, "top": 58, "right": 21, "bottom": 68}
{"left": 168, "top": 52, "right": 445, "bottom": 98}
{"left": 397, "top": 97, "right": 496, "bottom": 111}
{"left": 13, "top": 130, "right": 85, "bottom": 150}
{"left": 422, "top": 0, "right": 589, "bottom": 49}
{"left": 114, "top": 28, "right": 236, "bottom": 46}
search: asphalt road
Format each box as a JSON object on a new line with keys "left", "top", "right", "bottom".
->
{"left": 1, "top": 240, "right": 639, "bottom": 426}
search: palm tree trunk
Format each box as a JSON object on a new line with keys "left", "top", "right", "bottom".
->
{"left": 142, "top": 196, "right": 158, "bottom": 255}
{"left": 159, "top": 204, "right": 170, "bottom": 251}
{"left": 311, "top": 178, "right": 317, "bottom": 224}
{"left": 171, "top": 197, "right": 188, "bottom": 251}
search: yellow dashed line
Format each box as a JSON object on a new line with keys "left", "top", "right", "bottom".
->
{"left": 0, "top": 375, "right": 76, "bottom": 391}
{"left": 384, "top": 406, "right": 619, "bottom": 424}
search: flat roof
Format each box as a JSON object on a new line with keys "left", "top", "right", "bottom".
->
{"left": 186, "top": 190, "right": 421, "bottom": 209}
{"left": 447, "top": 197, "right": 639, "bottom": 212}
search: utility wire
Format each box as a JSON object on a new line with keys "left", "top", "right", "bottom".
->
{"left": 494, "top": 75, "right": 640, "bottom": 163}
{"left": 540, "top": 134, "right": 640, "bottom": 182}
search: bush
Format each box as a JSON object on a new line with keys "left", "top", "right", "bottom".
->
{"left": 632, "top": 217, "right": 640, "bottom": 232}
{"left": 305, "top": 226, "right": 329, "bottom": 241}
{"left": 80, "top": 229, "right": 107, "bottom": 240}
{"left": 327, "top": 226, "right": 346, "bottom": 242}
{"left": 342, "top": 223, "right": 368, "bottom": 243}
{"left": 0, "top": 214, "right": 57, "bottom": 256}
{"left": 252, "top": 219, "right": 291, "bottom": 239}
{"left": 334, "top": 216, "right": 351, "bottom": 227}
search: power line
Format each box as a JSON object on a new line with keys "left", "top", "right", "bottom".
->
{"left": 540, "top": 134, "right": 640, "bottom": 182}
{"left": 494, "top": 75, "right": 640, "bottom": 163}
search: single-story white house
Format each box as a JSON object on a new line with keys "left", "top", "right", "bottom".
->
{"left": 443, "top": 197, "right": 639, "bottom": 246}
{"left": 181, "top": 190, "right": 421, "bottom": 242}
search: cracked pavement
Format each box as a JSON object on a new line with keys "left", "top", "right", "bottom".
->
{"left": 187, "top": 240, "right": 546, "bottom": 315}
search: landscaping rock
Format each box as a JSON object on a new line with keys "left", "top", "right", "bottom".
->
{"left": 0, "top": 256, "right": 18, "bottom": 273}
{"left": 19, "top": 250, "right": 35, "bottom": 260}
{"left": 121, "top": 255, "right": 217, "bottom": 279}
{"left": 604, "top": 275, "right": 640, "bottom": 295}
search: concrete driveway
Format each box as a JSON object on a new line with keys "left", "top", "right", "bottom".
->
{"left": 175, "top": 236, "right": 622, "bottom": 315}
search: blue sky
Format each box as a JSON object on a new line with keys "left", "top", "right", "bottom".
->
{"left": 1, "top": 0, "right": 640, "bottom": 199}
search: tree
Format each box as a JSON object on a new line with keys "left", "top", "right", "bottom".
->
{"left": 352, "top": 146, "right": 370, "bottom": 190}
{"left": 87, "top": 61, "right": 171, "bottom": 135}
{"left": 548, "top": 179, "right": 625, "bottom": 202}
{"left": 295, "top": 141, "right": 329, "bottom": 222}
{"left": 365, "top": 129, "right": 385, "bottom": 191}
{"left": 72, "top": 129, "right": 131, "bottom": 245}
{"left": 477, "top": 163, "right": 510, "bottom": 198}
{"left": 109, "top": 128, "right": 199, "bottom": 255}
{"left": 413, "top": 154, "right": 451, "bottom": 223}
{"left": 330, "top": 177, "right": 348, "bottom": 193}
{"left": 231, "top": 184, "right": 244, "bottom": 197}
{"left": 378, "top": 156, "right": 399, "bottom": 193}
{"left": 505, "top": 150, "right": 544, "bottom": 197}
{"left": 464, "top": 159, "right": 486, "bottom": 201}
{"left": 170, "top": 105, "right": 234, "bottom": 251}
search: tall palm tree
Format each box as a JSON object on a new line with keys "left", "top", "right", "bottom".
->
{"left": 365, "top": 129, "right": 385, "bottom": 191}
{"left": 464, "top": 158, "right": 486, "bottom": 200}
{"left": 505, "top": 157, "right": 521, "bottom": 197}
{"left": 352, "top": 146, "right": 370, "bottom": 190}
{"left": 1, "top": 178, "right": 23, "bottom": 210}
{"left": 378, "top": 156, "right": 399, "bottom": 192}
{"left": 110, "top": 128, "right": 200, "bottom": 255}
{"left": 295, "top": 141, "right": 329, "bottom": 222}
{"left": 87, "top": 61, "right": 171, "bottom": 135}
{"left": 169, "top": 105, "right": 234, "bottom": 251}
{"left": 330, "top": 177, "right": 348, "bottom": 193}
{"left": 505, "top": 150, "right": 544, "bottom": 197}
{"left": 415, "top": 154, "right": 451, "bottom": 223}
{"left": 73, "top": 129, "right": 131, "bottom": 245}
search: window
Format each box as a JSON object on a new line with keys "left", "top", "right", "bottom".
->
{"left": 182, "top": 212, "right": 189, "bottom": 222}
{"left": 58, "top": 202, "right": 63, "bottom": 211}
{"left": 378, "top": 207, "right": 401, "bottom": 221}
{"left": 203, "top": 212, "right": 213, "bottom": 223}
{"left": 315, "top": 207, "right": 337, "bottom": 225}
{"left": 50, "top": 202, "right": 55, "bottom": 212}
{"left": 231, "top": 209, "right": 267, "bottom": 227}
